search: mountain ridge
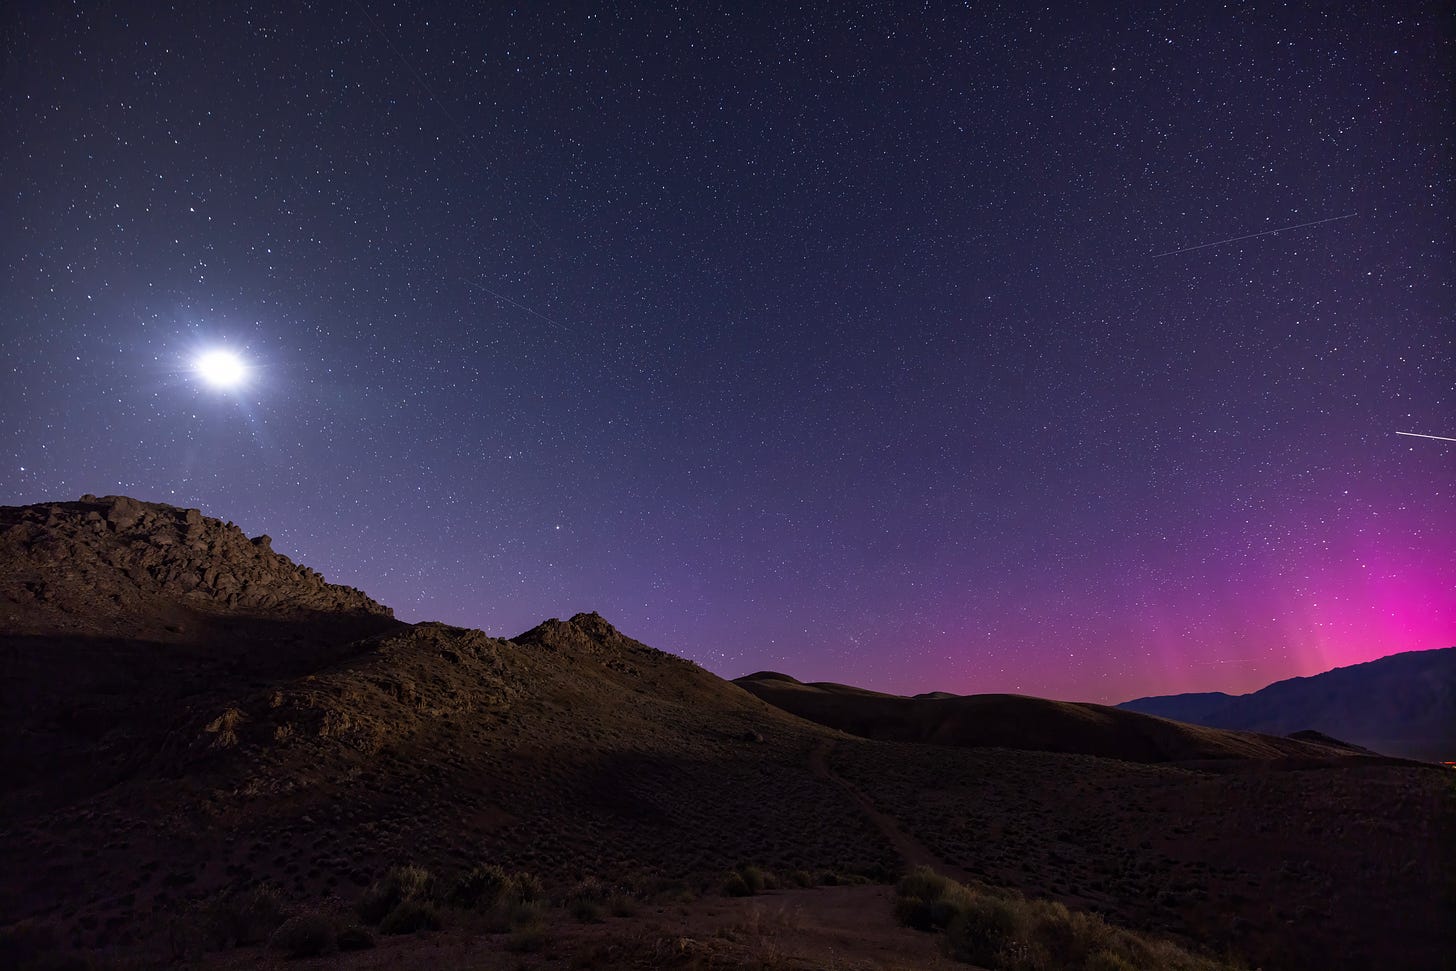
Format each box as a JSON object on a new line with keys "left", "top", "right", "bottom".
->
{"left": 1117, "top": 647, "right": 1456, "bottom": 761}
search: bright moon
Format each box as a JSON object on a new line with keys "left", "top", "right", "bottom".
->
{"left": 196, "top": 350, "right": 247, "bottom": 388}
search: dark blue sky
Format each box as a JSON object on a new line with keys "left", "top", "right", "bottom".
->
{"left": 3, "top": 2, "right": 1451, "bottom": 701}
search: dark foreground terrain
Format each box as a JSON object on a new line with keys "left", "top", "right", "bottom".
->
{"left": 2, "top": 497, "right": 1452, "bottom": 970}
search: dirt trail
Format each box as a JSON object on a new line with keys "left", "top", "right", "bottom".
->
{"left": 810, "top": 740, "right": 973, "bottom": 883}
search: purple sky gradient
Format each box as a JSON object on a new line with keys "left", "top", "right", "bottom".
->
{"left": 3, "top": 3, "right": 1451, "bottom": 704}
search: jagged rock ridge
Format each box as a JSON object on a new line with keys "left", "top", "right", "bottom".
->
{"left": 0, "top": 495, "right": 391, "bottom": 632}
{"left": 0, "top": 496, "right": 401, "bottom": 812}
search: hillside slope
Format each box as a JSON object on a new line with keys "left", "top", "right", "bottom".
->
{"left": 0, "top": 498, "right": 893, "bottom": 950}
{"left": 0, "top": 496, "right": 403, "bottom": 811}
{"left": 734, "top": 672, "right": 1364, "bottom": 763}
{"left": 1118, "top": 648, "right": 1456, "bottom": 761}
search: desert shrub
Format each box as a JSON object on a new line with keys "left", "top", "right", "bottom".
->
{"left": 738, "top": 865, "right": 767, "bottom": 894}
{"left": 476, "top": 872, "right": 543, "bottom": 931}
{"left": 943, "top": 894, "right": 1023, "bottom": 965}
{"left": 1087, "top": 951, "right": 1138, "bottom": 971}
{"left": 336, "top": 925, "right": 375, "bottom": 951}
{"left": 785, "top": 869, "right": 816, "bottom": 888}
{"left": 390, "top": 864, "right": 436, "bottom": 899}
{"left": 356, "top": 886, "right": 394, "bottom": 926}
{"left": 721, "top": 871, "right": 753, "bottom": 897}
{"left": 204, "top": 883, "right": 289, "bottom": 946}
{"left": 894, "top": 894, "right": 937, "bottom": 932}
{"left": 894, "top": 867, "right": 977, "bottom": 932}
{"left": 268, "top": 912, "right": 337, "bottom": 958}
{"left": 893, "top": 866, "right": 1242, "bottom": 970}
{"left": 488, "top": 897, "right": 548, "bottom": 943}
{"left": 357, "top": 866, "right": 435, "bottom": 926}
{"left": 378, "top": 899, "right": 442, "bottom": 936}
{"left": 1026, "top": 902, "right": 1118, "bottom": 967}
{"left": 721, "top": 864, "right": 770, "bottom": 897}
{"left": 566, "top": 878, "right": 609, "bottom": 923}
{"left": 502, "top": 871, "right": 545, "bottom": 904}
{"left": 897, "top": 867, "right": 955, "bottom": 903}
{"left": 899, "top": 890, "right": 974, "bottom": 933}
{"left": 449, "top": 864, "right": 509, "bottom": 909}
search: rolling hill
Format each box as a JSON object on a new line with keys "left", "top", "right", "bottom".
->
{"left": 733, "top": 672, "right": 1362, "bottom": 763}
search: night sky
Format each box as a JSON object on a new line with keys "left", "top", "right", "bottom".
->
{"left": 2, "top": 3, "right": 1451, "bottom": 703}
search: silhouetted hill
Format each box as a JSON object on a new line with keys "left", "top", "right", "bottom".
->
{"left": 1118, "top": 649, "right": 1456, "bottom": 761}
{"left": 733, "top": 673, "right": 1361, "bottom": 763}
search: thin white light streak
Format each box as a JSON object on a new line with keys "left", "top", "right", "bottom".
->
{"left": 1152, "top": 212, "right": 1358, "bottom": 259}
{"left": 465, "top": 280, "right": 569, "bottom": 333}
{"left": 1395, "top": 431, "right": 1456, "bottom": 443}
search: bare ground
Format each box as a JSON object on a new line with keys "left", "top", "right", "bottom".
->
{"left": 201, "top": 886, "right": 960, "bottom": 971}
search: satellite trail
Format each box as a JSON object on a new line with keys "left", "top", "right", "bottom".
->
{"left": 465, "top": 280, "right": 570, "bottom": 334}
{"left": 1395, "top": 431, "right": 1456, "bottom": 444}
{"left": 1152, "top": 212, "right": 1358, "bottom": 259}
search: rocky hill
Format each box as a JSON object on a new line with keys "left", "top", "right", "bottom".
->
{"left": 1118, "top": 648, "right": 1456, "bottom": 761}
{"left": 0, "top": 497, "right": 894, "bottom": 954}
{"left": 0, "top": 496, "right": 403, "bottom": 813}
{"left": 0, "top": 495, "right": 392, "bottom": 635}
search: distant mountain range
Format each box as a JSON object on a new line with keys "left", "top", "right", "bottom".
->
{"left": 1117, "top": 648, "right": 1456, "bottom": 762}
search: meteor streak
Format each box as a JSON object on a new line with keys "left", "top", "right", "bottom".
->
{"left": 1395, "top": 431, "right": 1456, "bottom": 443}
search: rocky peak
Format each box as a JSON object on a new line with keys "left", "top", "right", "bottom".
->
{"left": 0, "top": 495, "right": 393, "bottom": 631}
{"left": 511, "top": 611, "right": 698, "bottom": 673}
{"left": 513, "top": 611, "right": 629, "bottom": 650}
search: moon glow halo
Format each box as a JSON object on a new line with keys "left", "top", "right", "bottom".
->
{"left": 195, "top": 350, "right": 247, "bottom": 389}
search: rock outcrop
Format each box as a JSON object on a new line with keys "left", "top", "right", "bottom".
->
{"left": 0, "top": 495, "right": 392, "bottom": 632}
{"left": 512, "top": 611, "right": 699, "bottom": 679}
